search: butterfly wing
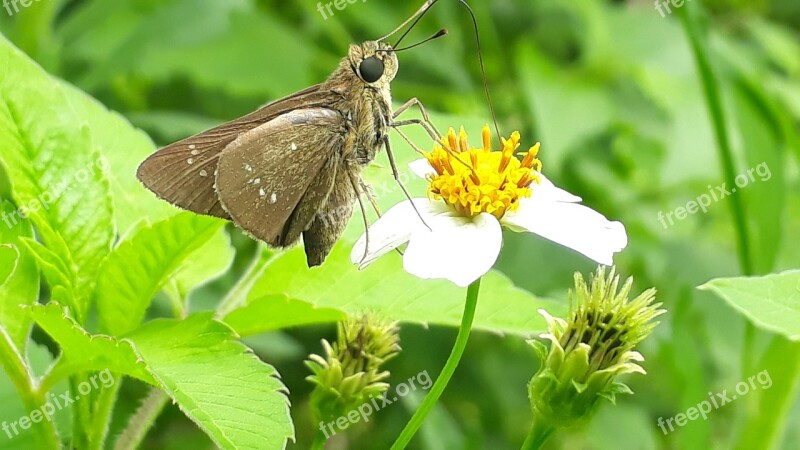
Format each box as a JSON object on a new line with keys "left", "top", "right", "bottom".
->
{"left": 215, "top": 108, "right": 351, "bottom": 255}
{"left": 136, "top": 85, "right": 344, "bottom": 219}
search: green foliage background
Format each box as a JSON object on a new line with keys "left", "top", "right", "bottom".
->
{"left": 0, "top": 0, "right": 799, "bottom": 449}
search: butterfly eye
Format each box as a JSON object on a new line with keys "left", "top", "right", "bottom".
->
{"left": 358, "top": 56, "right": 385, "bottom": 83}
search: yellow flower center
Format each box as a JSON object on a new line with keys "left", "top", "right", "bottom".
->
{"left": 424, "top": 125, "right": 542, "bottom": 219}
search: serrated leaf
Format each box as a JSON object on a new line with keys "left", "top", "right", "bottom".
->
{"left": 57, "top": 81, "right": 178, "bottom": 235}
{"left": 243, "top": 243, "right": 564, "bottom": 336}
{"left": 0, "top": 202, "right": 40, "bottom": 350}
{"left": 0, "top": 201, "right": 39, "bottom": 351}
{"left": 29, "top": 304, "right": 294, "bottom": 449}
{"left": 27, "top": 303, "right": 155, "bottom": 385}
{"left": 0, "top": 245, "right": 15, "bottom": 284}
{"left": 163, "top": 230, "right": 235, "bottom": 305}
{"left": 0, "top": 335, "right": 61, "bottom": 449}
{"left": 20, "top": 238, "right": 76, "bottom": 313}
{"left": 699, "top": 270, "right": 800, "bottom": 340}
{"left": 0, "top": 36, "right": 114, "bottom": 304}
{"left": 127, "top": 313, "right": 294, "bottom": 450}
{"left": 94, "top": 213, "right": 225, "bottom": 336}
{"left": 224, "top": 294, "right": 346, "bottom": 336}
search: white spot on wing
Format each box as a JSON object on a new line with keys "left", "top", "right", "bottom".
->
{"left": 191, "top": 150, "right": 200, "bottom": 156}
{"left": 187, "top": 158, "right": 194, "bottom": 165}
{"left": 259, "top": 187, "right": 266, "bottom": 198}
{"left": 189, "top": 144, "right": 197, "bottom": 150}
{"left": 291, "top": 143, "right": 298, "bottom": 151}
{"left": 199, "top": 170, "right": 208, "bottom": 177}
{"left": 269, "top": 193, "right": 278, "bottom": 204}
{"left": 244, "top": 164, "right": 253, "bottom": 173}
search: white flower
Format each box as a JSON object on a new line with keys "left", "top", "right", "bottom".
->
{"left": 351, "top": 126, "right": 627, "bottom": 287}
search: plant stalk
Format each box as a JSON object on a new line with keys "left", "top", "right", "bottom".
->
{"left": 521, "top": 419, "right": 555, "bottom": 450}
{"left": 391, "top": 278, "right": 481, "bottom": 449}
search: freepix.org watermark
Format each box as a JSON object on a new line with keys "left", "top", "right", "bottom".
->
{"left": 657, "top": 369, "right": 772, "bottom": 435}
{"left": 1, "top": 156, "right": 110, "bottom": 230}
{"left": 316, "top": 0, "right": 368, "bottom": 20}
{"left": 2, "top": 0, "right": 50, "bottom": 17}
{"left": 318, "top": 370, "right": 432, "bottom": 439}
{"left": 657, "top": 162, "right": 771, "bottom": 229}
{"left": 654, "top": 0, "right": 692, "bottom": 17}
{"left": 2, "top": 369, "right": 115, "bottom": 440}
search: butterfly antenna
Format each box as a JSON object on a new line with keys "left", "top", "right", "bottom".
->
{"left": 458, "top": 0, "right": 501, "bottom": 143}
{"left": 378, "top": 0, "right": 439, "bottom": 45}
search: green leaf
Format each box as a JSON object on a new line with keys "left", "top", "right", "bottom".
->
{"left": 56, "top": 81, "right": 178, "bottom": 235}
{"left": 61, "top": 0, "right": 313, "bottom": 98}
{"left": 163, "top": 230, "right": 235, "bottom": 307}
{"left": 0, "top": 335, "right": 61, "bottom": 450}
{"left": 0, "top": 202, "right": 38, "bottom": 351}
{"left": 127, "top": 313, "right": 295, "bottom": 450}
{"left": 733, "top": 336, "right": 800, "bottom": 450}
{"left": 240, "top": 243, "right": 565, "bottom": 336}
{"left": 94, "top": 213, "right": 225, "bottom": 336}
{"left": 0, "top": 245, "right": 15, "bottom": 285}
{"left": 28, "top": 303, "right": 155, "bottom": 387}
{"left": 224, "top": 294, "right": 346, "bottom": 336}
{"left": 699, "top": 270, "right": 800, "bottom": 340}
{"left": 729, "top": 76, "right": 786, "bottom": 274}
{"left": 29, "top": 303, "right": 295, "bottom": 450}
{"left": 20, "top": 238, "right": 76, "bottom": 314}
{"left": 0, "top": 36, "right": 114, "bottom": 304}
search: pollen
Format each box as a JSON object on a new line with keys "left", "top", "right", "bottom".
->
{"left": 423, "top": 125, "right": 542, "bottom": 219}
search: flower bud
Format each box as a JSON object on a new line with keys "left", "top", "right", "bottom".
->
{"left": 305, "top": 314, "right": 401, "bottom": 424}
{"left": 528, "top": 267, "right": 664, "bottom": 428}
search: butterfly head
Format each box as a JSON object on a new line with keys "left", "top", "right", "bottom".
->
{"left": 349, "top": 41, "right": 399, "bottom": 88}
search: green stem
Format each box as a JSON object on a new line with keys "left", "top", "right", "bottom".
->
{"left": 215, "top": 246, "right": 275, "bottom": 317}
{"left": 310, "top": 428, "right": 327, "bottom": 450}
{"left": 69, "top": 376, "right": 91, "bottom": 449}
{"left": 86, "top": 379, "right": 121, "bottom": 450}
{"left": 678, "top": 0, "right": 757, "bottom": 392}
{"left": 114, "top": 388, "right": 169, "bottom": 450}
{"left": 391, "top": 278, "right": 481, "bottom": 449}
{"left": 521, "top": 419, "right": 555, "bottom": 450}
{"left": 678, "top": 5, "right": 752, "bottom": 276}
{"left": 0, "top": 328, "right": 60, "bottom": 449}
{"left": 13, "top": 0, "right": 62, "bottom": 71}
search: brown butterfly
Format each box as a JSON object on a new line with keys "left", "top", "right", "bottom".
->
{"left": 137, "top": 1, "right": 444, "bottom": 266}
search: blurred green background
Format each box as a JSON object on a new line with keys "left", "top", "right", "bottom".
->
{"left": 2, "top": 0, "right": 799, "bottom": 448}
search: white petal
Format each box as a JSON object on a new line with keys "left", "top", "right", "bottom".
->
{"left": 502, "top": 196, "right": 627, "bottom": 265}
{"left": 409, "top": 158, "right": 436, "bottom": 179}
{"left": 351, "top": 199, "right": 433, "bottom": 268}
{"left": 533, "top": 173, "right": 582, "bottom": 203}
{"left": 403, "top": 212, "right": 502, "bottom": 287}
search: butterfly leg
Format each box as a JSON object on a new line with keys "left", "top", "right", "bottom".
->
{"left": 359, "top": 179, "right": 405, "bottom": 257}
{"left": 383, "top": 136, "right": 431, "bottom": 231}
{"left": 393, "top": 126, "right": 427, "bottom": 156}
{"left": 348, "top": 169, "right": 372, "bottom": 265}
{"left": 393, "top": 97, "right": 442, "bottom": 140}
{"left": 359, "top": 179, "right": 382, "bottom": 218}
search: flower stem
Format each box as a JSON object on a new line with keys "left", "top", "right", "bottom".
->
{"left": 114, "top": 388, "right": 169, "bottom": 450}
{"left": 678, "top": 5, "right": 752, "bottom": 277}
{"left": 391, "top": 278, "right": 481, "bottom": 449}
{"left": 310, "top": 429, "right": 327, "bottom": 450}
{"left": 215, "top": 246, "right": 274, "bottom": 317}
{"left": 521, "top": 419, "right": 555, "bottom": 450}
